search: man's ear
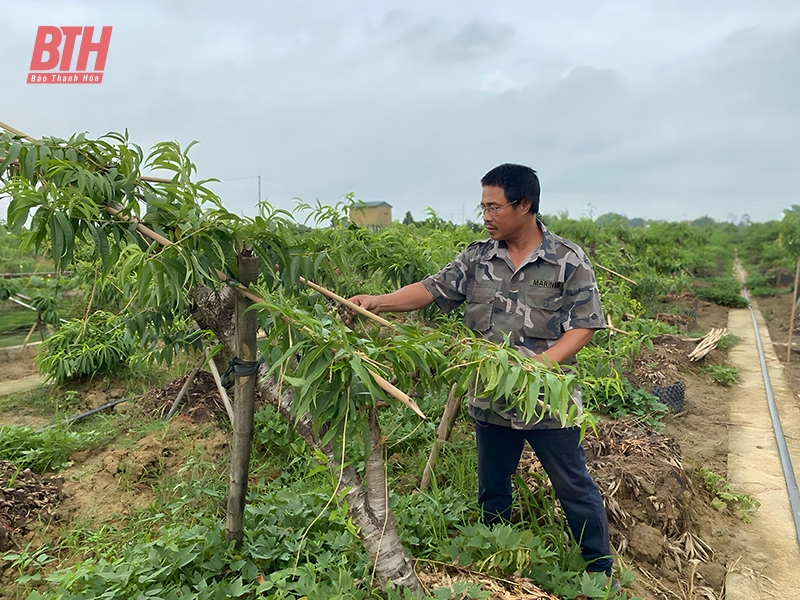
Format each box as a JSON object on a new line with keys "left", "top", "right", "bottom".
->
{"left": 520, "top": 198, "right": 533, "bottom": 215}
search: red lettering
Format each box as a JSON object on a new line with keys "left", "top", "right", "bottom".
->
{"left": 76, "top": 26, "right": 112, "bottom": 71}
{"left": 58, "top": 26, "right": 83, "bottom": 71}
{"left": 30, "top": 26, "right": 61, "bottom": 70}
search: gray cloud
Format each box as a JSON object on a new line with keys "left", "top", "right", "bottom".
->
{"left": 435, "top": 18, "right": 514, "bottom": 61}
{"left": 2, "top": 2, "right": 800, "bottom": 223}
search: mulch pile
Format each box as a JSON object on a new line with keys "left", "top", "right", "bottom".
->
{"left": 519, "top": 417, "right": 727, "bottom": 598}
{"left": 0, "top": 460, "right": 63, "bottom": 552}
{"left": 626, "top": 334, "right": 697, "bottom": 391}
{"left": 139, "top": 370, "right": 230, "bottom": 423}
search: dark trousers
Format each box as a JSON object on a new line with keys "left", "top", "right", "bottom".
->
{"left": 475, "top": 419, "right": 613, "bottom": 575}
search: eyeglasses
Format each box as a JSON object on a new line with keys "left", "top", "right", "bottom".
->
{"left": 478, "top": 199, "right": 520, "bottom": 215}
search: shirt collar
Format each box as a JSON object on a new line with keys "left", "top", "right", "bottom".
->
{"left": 487, "top": 218, "right": 560, "bottom": 266}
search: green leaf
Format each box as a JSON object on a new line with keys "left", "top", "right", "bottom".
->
{"left": 23, "top": 146, "right": 37, "bottom": 179}
{"left": 0, "top": 142, "right": 20, "bottom": 177}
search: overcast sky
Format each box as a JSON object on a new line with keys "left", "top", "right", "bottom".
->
{"left": 2, "top": 1, "right": 799, "bottom": 223}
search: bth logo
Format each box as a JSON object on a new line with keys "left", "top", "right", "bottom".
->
{"left": 28, "top": 26, "right": 112, "bottom": 84}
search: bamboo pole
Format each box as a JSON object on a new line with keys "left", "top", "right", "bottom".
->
{"left": 8, "top": 295, "right": 38, "bottom": 312}
{"left": 21, "top": 320, "right": 38, "bottom": 350}
{"left": 606, "top": 324, "right": 633, "bottom": 336}
{"left": 207, "top": 348, "right": 234, "bottom": 424}
{"left": 788, "top": 255, "right": 800, "bottom": 363}
{"left": 300, "top": 276, "right": 396, "bottom": 330}
{"left": 595, "top": 263, "right": 638, "bottom": 286}
{"left": 8, "top": 294, "right": 70, "bottom": 324}
{"left": 166, "top": 355, "right": 205, "bottom": 419}
{"left": 420, "top": 385, "right": 461, "bottom": 490}
{"left": 104, "top": 205, "right": 265, "bottom": 304}
{"left": 0, "top": 120, "right": 34, "bottom": 140}
{"left": 226, "top": 248, "right": 259, "bottom": 546}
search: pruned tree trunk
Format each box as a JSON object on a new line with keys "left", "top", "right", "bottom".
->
{"left": 191, "top": 284, "right": 422, "bottom": 593}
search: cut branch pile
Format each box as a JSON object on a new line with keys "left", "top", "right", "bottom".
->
{"left": 416, "top": 563, "right": 560, "bottom": 600}
{"left": 0, "top": 460, "right": 64, "bottom": 552}
{"left": 688, "top": 328, "right": 727, "bottom": 361}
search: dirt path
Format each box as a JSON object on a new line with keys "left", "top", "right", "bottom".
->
{"left": 0, "top": 373, "right": 44, "bottom": 396}
{"left": 725, "top": 305, "right": 800, "bottom": 598}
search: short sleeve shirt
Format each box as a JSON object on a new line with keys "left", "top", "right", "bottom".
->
{"left": 421, "top": 219, "right": 606, "bottom": 429}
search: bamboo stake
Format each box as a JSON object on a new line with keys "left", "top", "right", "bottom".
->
{"left": 299, "top": 276, "right": 396, "bottom": 330}
{"left": 595, "top": 263, "right": 638, "bottom": 286}
{"left": 10, "top": 294, "right": 69, "bottom": 323}
{"left": 420, "top": 385, "right": 461, "bottom": 490}
{"left": 605, "top": 313, "right": 632, "bottom": 337}
{"left": 226, "top": 249, "right": 259, "bottom": 546}
{"left": 207, "top": 348, "right": 234, "bottom": 424}
{"left": 21, "top": 320, "right": 38, "bottom": 350}
{"left": 788, "top": 255, "right": 800, "bottom": 363}
{"left": 166, "top": 355, "right": 205, "bottom": 419}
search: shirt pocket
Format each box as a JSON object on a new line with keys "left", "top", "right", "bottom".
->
{"left": 522, "top": 285, "right": 564, "bottom": 339}
{"left": 464, "top": 282, "right": 497, "bottom": 332}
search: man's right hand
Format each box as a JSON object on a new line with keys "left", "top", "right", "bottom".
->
{"left": 348, "top": 294, "right": 383, "bottom": 314}
{"left": 346, "top": 282, "right": 435, "bottom": 320}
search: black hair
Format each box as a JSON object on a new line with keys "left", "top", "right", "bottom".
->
{"left": 481, "top": 163, "right": 540, "bottom": 215}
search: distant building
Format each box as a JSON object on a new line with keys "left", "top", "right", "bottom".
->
{"left": 350, "top": 201, "right": 392, "bottom": 226}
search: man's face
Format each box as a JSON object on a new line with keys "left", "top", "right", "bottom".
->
{"left": 481, "top": 185, "right": 523, "bottom": 240}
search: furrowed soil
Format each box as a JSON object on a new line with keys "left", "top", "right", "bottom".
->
{"left": 0, "top": 296, "right": 772, "bottom": 599}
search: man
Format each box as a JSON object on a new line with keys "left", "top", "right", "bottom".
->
{"left": 348, "top": 164, "right": 614, "bottom": 584}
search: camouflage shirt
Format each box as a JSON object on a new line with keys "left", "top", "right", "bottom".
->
{"left": 421, "top": 219, "right": 606, "bottom": 430}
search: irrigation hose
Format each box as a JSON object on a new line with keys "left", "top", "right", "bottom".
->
{"left": 35, "top": 395, "right": 141, "bottom": 433}
{"left": 741, "top": 283, "right": 800, "bottom": 550}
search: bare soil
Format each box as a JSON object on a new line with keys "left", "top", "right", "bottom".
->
{"left": 0, "top": 373, "right": 229, "bottom": 555}
{"left": 0, "top": 354, "right": 38, "bottom": 383}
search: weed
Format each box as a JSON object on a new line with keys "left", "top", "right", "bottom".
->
{"left": 0, "top": 425, "right": 101, "bottom": 472}
{"left": 3, "top": 543, "right": 56, "bottom": 586}
{"left": 582, "top": 377, "right": 668, "bottom": 429}
{"left": 716, "top": 334, "right": 741, "bottom": 351}
{"left": 701, "top": 467, "right": 760, "bottom": 522}
{"left": 702, "top": 365, "right": 741, "bottom": 386}
{"left": 692, "top": 276, "right": 748, "bottom": 308}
